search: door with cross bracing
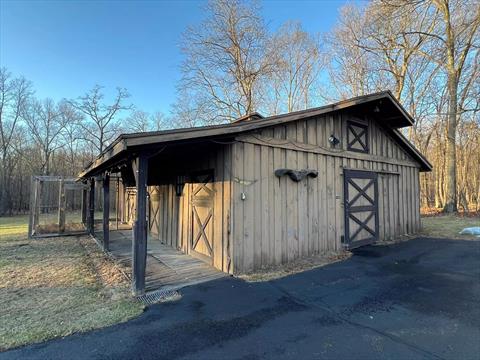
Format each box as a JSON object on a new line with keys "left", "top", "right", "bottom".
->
{"left": 190, "top": 171, "right": 215, "bottom": 264}
{"left": 343, "top": 169, "right": 379, "bottom": 249}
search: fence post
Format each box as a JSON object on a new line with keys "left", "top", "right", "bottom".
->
{"left": 28, "top": 176, "right": 35, "bottom": 238}
{"left": 33, "top": 180, "right": 41, "bottom": 233}
{"left": 58, "top": 178, "right": 66, "bottom": 233}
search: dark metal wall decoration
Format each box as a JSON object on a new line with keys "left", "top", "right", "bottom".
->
{"left": 274, "top": 169, "right": 318, "bottom": 182}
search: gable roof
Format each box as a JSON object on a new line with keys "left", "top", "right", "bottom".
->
{"left": 79, "top": 90, "right": 432, "bottom": 178}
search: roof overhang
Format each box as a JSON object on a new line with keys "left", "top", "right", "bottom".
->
{"left": 78, "top": 90, "right": 430, "bottom": 179}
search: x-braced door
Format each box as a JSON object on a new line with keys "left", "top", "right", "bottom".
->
{"left": 190, "top": 171, "right": 214, "bottom": 264}
{"left": 343, "top": 169, "right": 379, "bottom": 249}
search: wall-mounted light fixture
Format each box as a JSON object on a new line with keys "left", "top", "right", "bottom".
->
{"left": 328, "top": 134, "right": 340, "bottom": 146}
{"left": 175, "top": 175, "right": 186, "bottom": 196}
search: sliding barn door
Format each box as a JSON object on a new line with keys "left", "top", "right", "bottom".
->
{"left": 344, "top": 170, "right": 379, "bottom": 249}
{"left": 190, "top": 171, "right": 215, "bottom": 264}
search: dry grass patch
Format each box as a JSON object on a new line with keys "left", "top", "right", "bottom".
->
{"left": 0, "top": 215, "right": 29, "bottom": 240}
{"left": 420, "top": 214, "right": 480, "bottom": 240}
{"left": 0, "top": 215, "right": 143, "bottom": 351}
{"left": 239, "top": 251, "right": 351, "bottom": 282}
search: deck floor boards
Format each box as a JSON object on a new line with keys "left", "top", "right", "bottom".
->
{"left": 96, "top": 229, "right": 225, "bottom": 293}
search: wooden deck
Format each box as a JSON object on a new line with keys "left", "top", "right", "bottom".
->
{"left": 101, "top": 230, "right": 225, "bottom": 292}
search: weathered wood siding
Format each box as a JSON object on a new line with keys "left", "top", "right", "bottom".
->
{"left": 231, "top": 110, "right": 421, "bottom": 273}
{"left": 147, "top": 146, "right": 233, "bottom": 273}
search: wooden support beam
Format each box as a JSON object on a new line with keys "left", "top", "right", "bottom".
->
{"left": 81, "top": 185, "right": 87, "bottom": 225}
{"left": 28, "top": 176, "right": 35, "bottom": 238}
{"left": 116, "top": 177, "right": 119, "bottom": 230}
{"left": 58, "top": 178, "right": 66, "bottom": 233}
{"left": 132, "top": 154, "right": 148, "bottom": 296}
{"left": 89, "top": 178, "right": 95, "bottom": 235}
{"left": 103, "top": 174, "right": 110, "bottom": 251}
{"left": 33, "top": 181, "right": 41, "bottom": 233}
{"left": 119, "top": 180, "right": 125, "bottom": 223}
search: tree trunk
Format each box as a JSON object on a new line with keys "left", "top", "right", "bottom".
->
{"left": 443, "top": 75, "right": 458, "bottom": 213}
{"left": 435, "top": 174, "right": 443, "bottom": 208}
{"left": 0, "top": 153, "right": 9, "bottom": 215}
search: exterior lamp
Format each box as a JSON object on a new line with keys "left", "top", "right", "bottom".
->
{"left": 175, "top": 175, "right": 186, "bottom": 196}
{"left": 328, "top": 134, "right": 340, "bottom": 146}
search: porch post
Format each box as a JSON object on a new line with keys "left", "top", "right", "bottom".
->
{"left": 89, "top": 178, "right": 95, "bottom": 235}
{"left": 103, "top": 173, "right": 110, "bottom": 251}
{"left": 115, "top": 177, "right": 119, "bottom": 230}
{"left": 120, "top": 181, "right": 125, "bottom": 223}
{"left": 132, "top": 154, "right": 148, "bottom": 296}
{"left": 81, "top": 183, "right": 87, "bottom": 225}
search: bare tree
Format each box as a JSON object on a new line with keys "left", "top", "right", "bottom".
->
{"left": 125, "top": 110, "right": 169, "bottom": 133}
{"left": 59, "top": 102, "right": 87, "bottom": 175}
{"left": 68, "top": 85, "right": 132, "bottom": 153}
{"left": 170, "top": 87, "right": 218, "bottom": 127}
{"left": 402, "top": 0, "right": 480, "bottom": 212}
{"left": 325, "top": 2, "right": 437, "bottom": 101}
{"left": 125, "top": 110, "right": 151, "bottom": 133}
{"left": 325, "top": 5, "right": 394, "bottom": 100}
{"left": 267, "top": 21, "right": 323, "bottom": 114}
{"left": 0, "top": 68, "right": 31, "bottom": 214}
{"left": 179, "top": 0, "right": 275, "bottom": 123}
{"left": 23, "top": 99, "right": 67, "bottom": 175}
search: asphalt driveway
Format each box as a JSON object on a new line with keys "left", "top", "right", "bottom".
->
{"left": 3, "top": 237, "right": 480, "bottom": 360}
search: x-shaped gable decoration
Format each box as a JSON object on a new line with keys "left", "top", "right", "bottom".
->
{"left": 347, "top": 121, "right": 369, "bottom": 153}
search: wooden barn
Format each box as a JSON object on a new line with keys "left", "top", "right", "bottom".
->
{"left": 78, "top": 91, "right": 431, "bottom": 295}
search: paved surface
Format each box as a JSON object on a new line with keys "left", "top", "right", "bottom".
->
{"left": 3, "top": 237, "right": 480, "bottom": 360}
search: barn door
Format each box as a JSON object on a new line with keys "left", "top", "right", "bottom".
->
{"left": 190, "top": 171, "right": 214, "bottom": 264}
{"left": 344, "top": 170, "right": 379, "bottom": 249}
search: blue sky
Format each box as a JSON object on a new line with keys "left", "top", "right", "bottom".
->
{"left": 1, "top": 0, "right": 350, "bottom": 115}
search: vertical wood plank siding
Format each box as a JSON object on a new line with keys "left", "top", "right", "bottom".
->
{"left": 147, "top": 146, "right": 233, "bottom": 274}
{"left": 231, "top": 111, "right": 422, "bottom": 273}
{"left": 129, "top": 109, "right": 422, "bottom": 275}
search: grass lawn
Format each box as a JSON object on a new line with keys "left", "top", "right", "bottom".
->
{"left": 420, "top": 213, "right": 480, "bottom": 239}
{"left": 0, "top": 215, "right": 144, "bottom": 351}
